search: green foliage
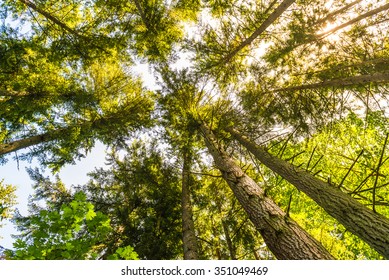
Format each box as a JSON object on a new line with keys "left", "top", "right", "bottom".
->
{"left": 5, "top": 191, "right": 137, "bottom": 260}
{"left": 192, "top": 173, "right": 272, "bottom": 259}
{"left": 107, "top": 246, "right": 139, "bottom": 260}
{"left": 75, "top": 140, "right": 183, "bottom": 259}
{"left": 0, "top": 180, "right": 17, "bottom": 231}
{"left": 259, "top": 111, "right": 389, "bottom": 259}
{"left": 1, "top": 0, "right": 389, "bottom": 260}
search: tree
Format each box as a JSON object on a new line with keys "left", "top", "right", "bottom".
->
{"left": 0, "top": 180, "right": 16, "bottom": 234}
{"left": 2, "top": 0, "right": 389, "bottom": 259}
{"left": 199, "top": 122, "right": 333, "bottom": 259}
{"left": 181, "top": 149, "right": 199, "bottom": 259}
{"left": 5, "top": 191, "right": 138, "bottom": 260}
{"left": 224, "top": 125, "right": 389, "bottom": 259}
{"left": 0, "top": 56, "right": 154, "bottom": 169}
{"left": 74, "top": 141, "right": 184, "bottom": 260}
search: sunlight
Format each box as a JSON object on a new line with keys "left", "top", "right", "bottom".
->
{"left": 318, "top": 21, "right": 343, "bottom": 42}
{"left": 316, "top": 0, "right": 385, "bottom": 43}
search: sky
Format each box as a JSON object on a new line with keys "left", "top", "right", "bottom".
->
{"left": 0, "top": 142, "right": 108, "bottom": 249}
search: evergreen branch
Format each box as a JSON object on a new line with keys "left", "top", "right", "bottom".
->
{"left": 338, "top": 149, "right": 364, "bottom": 188}
{"left": 373, "top": 133, "right": 388, "bottom": 212}
{"left": 316, "top": 2, "right": 389, "bottom": 39}
{"left": 306, "top": 145, "right": 317, "bottom": 170}
{"left": 217, "top": 0, "right": 296, "bottom": 66}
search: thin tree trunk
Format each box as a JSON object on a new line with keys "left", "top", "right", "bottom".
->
{"left": 275, "top": 2, "right": 389, "bottom": 61}
{"left": 0, "top": 105, "right": 145, "bottom": 156}
{"left": 252, "top": 247, "right": 260, "bottom": 260}
{"left": 18, "top": 0, "right": 108, "bottom": 55}
{"left": 132, "top": 0, "right": 153, "bottom": 31}
{"left": 219, "top": 0, "right": 295, "bottom": 65}
{"left": 200, "top": 123, "right": 334, "bottom": 260}
{"left": 181, "top": 149, "right": 199, "bottom": 260}
{"left": 221, "top": 220, "right": 236, "bottom": 260}
{"left": 314, "top": 0, "right": 363, "bottom": 26}
{"left": 0, "top": 89, "right": 29, "bottom": 97}
{"left": 0, "top": 133, "right": 52, "bottom": 155}
{"left": 226, "top": 127, "right": 389, "bottom": 259}
{"left": 18, "top": 0, "right": 81, "bottom": 37}
{"left": 0, "top": 123, "right": 87, "bottom": 157}
{"left": 273, "top": 72, "right": 389, "bottom": 92}
{"left": 317, "top": 2, "right": 389, "bottom": 38}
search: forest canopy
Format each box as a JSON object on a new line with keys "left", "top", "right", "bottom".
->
{"left": 0, "top": 0, "right": 389, "bottom": 260}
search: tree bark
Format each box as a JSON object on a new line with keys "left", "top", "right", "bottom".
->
{"left": 181, "top": 149, "right": 199, "bottom": 260}
{"left": 276, "top": 2, "right": 389, "bottom": 60}
{"left": 226, "top": 127, "right": 389, "bottom": 259}
{"left": 132, "top": 0, "right": 153, "bottom": 31}
{"left": 219, "top": 0, "right": 296, "bottom": 65}
{"left": 200, "top": 123, "right": 333, "bottom": 259}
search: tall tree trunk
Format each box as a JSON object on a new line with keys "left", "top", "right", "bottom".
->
{"left": 219, "top": 0, "right": 296, "bottom": 65}
{"left": 273, "top": 72, "right": 389, "bottom": 92}
{"left": 226, "top": 127, "right": 389, "bottom": 259}
{"left": 276, "top": 2, "right": 389, "bottom": 60}
{"left": 200, "top": 123, "right": 333, "bottom": 259}
{"left": 252, "top": 247, "right": 260, "bottom": 260}
{"left": 0, "top": 122, "right": 93, "bottom": 157}
{"left": 181, "top": 149, "right": 199, "bottom": 260}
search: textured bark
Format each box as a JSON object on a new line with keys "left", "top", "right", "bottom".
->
{"left": 253, "top": 248, "right": 260, "bottom": 260}
{"left": 220, "top": 0, "right": 295, "bottom": 65}
{"left": 273, "top": 72, "right": 389, "bottom": 92}
{"left": 227, "top": 127, "right": 389, "bottom": 259}
{"left": 0, "top": 124, "right": 91, "bottom": 157}
{"left": 200, "top": 123, "right": 333, "bottom": 260}
{"left": 181, "top": 150, "right": 199, "bottom": 260}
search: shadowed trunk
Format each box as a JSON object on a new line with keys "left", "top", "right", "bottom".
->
{"left": 200, "top": 123, "right": 333, "bottom": 260}
{"left": 0, "top": 132, "right": 54, "bottom": 156}
{"left": 226, "top": 127, "right": 389, "bottom": 259}
{"left": 1, "top": 103, "right": 149, "bottom": 157}
{"left": 18, "top": 0, "right": 81, "bottom": 37}
{"left": 181, "top": 150, "right": 199, "bottom": 260}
